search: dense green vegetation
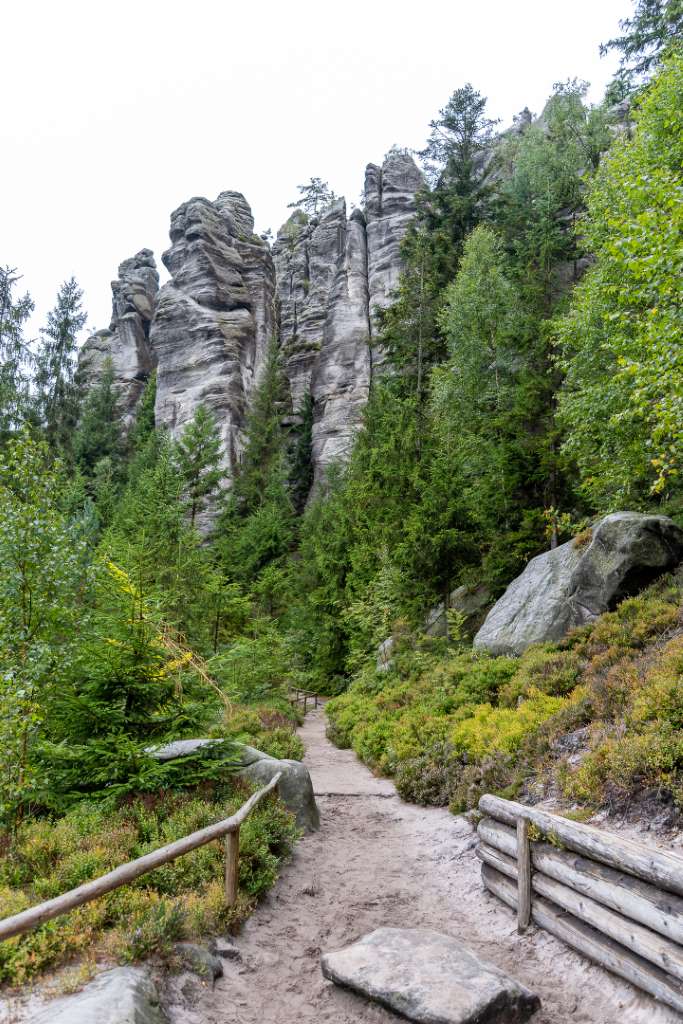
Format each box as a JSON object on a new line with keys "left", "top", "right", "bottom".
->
{"left": 0, "top": 0, "right": 681, "bottom": 982}
{"left": 327, "top": 572, "right": 683, "bottom": 813}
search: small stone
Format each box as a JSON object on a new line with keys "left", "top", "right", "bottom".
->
{"left": 321, "top": 927, "right": 540, "bottom": 1024}
{"left": 209, "top": 936, "right": 241, "bottom": 961}
{"left": 174, "top": 942, "right": 223, "bottom": 980}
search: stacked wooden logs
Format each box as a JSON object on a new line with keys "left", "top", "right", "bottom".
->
{"left": 477, "top": 793, "right": 683, "bottom": 1014}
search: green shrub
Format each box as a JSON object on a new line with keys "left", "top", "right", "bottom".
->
{"left": 0, "top": 782, "right": 298, "bottom": 986}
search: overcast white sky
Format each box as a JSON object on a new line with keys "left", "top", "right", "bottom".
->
{"left": 2, "top": 0, "right": 628, "bottom": 340}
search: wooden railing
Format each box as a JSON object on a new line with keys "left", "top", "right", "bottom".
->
{"left": 0, "top": 772, "right": 282, "bottom": 944}
{"left": 477, "top": 793, "right": 683, "bottom": 1014}
{"left": 288, "top": 688, "right": 320, "bottom": 713}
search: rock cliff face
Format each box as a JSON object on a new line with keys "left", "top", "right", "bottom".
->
{"left": 364, "top": 151, "right": 424, "bottom": 369}
{"left": 81, "top": 152, "right": 421, "bottom": 499}
{"left": 150, "top": 192, "right": 275, "bottom": 471}
{"left": 273, "top": 152, "right": 422, "bottom": 486}
{"left": 79, "top": 249, "right": 159, "bottom": 427}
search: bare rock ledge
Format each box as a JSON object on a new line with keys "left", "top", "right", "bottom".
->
{"left": 321, "top": 927, "right": 540, "bottom": 1024}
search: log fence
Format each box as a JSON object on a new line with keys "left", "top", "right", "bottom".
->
{"left": 288, "top": 688, "right": 320, "bottom": 713}
{"left": 477, "top": 792, "right": 683, "bottom": 1014}
{"left": 0, "top": 772, "right": 282, "bottom": 945}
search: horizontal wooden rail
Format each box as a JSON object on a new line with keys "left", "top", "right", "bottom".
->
{"left": 478, "top": 793, "right": 683, "bottom": 1015}
{"left": 288, "top": 688, "right": 320, "bottom": 712}
{"left": 0, "top": 772, "right": 282, "bottom": 944}
{"left": 479, "top": 794, "right": 683, "bottom": 897}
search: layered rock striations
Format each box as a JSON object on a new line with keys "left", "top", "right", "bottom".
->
{"left": 364, "top": 151, "right": 424, "bottom": 368}
{"left": 81, "top": 152, "right": 421, "bottom": 499}
{"left": 79, "top": 249, "right": 159, "bottom": 427}
{"left": 150, "top": 192, "right": 276, "bottom": 472}
{"left": 273, "top": 151, "right": 422, "bottom": 485}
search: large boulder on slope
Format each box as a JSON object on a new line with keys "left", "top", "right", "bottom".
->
{"left": 321, "top": 927, "right": 540, "bottom": 1024}
{"left": 474, "top": 512, "right": 683, "bottom": 656}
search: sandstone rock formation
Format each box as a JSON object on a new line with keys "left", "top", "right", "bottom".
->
{"left": 321, "top": 927, "right": 540, "bottom": 1023}
{"left": 474, "top": 512, "right": 683, "bottom": 656}
{"left": 79, "top": 249, "right": 158, "bottom": 427}
{"left": 364, "top": 150, "right": 424, "bottom": 369}
{"left": 150, "top": 192, "right": 276, "bottom": 474}
{"left": 273, "top": 152, "right": 422, "bottom": 487}
{"left": 81, "top": 153, "right": 421, "bottom": 500}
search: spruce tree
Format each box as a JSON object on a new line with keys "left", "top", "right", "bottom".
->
{"left": 0, "top": 267, "right": 34, "bottom": 441}
{"left": 35, "top": 277, "right": 87, "bottom": 453}
{"left": 601, "top": 0, "right": 683, "bottom": 89}
{"left": 175, "top": 404, "right": 224, "bottom": 526}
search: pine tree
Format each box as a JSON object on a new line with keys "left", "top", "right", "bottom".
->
{"left": 289, "top": 392, "right": 314, "bottom": 513}
{"left": 287, "top": 178, "right": 337, "bottom": 217}
{"left": 35, "top": 277, "right": 87, "bottom": 453}
{"left": 601, "top": 0, "right": 683, "bottom": 89}
{"left": 73, "top": 358, "right": 122, "bottom": 476}
{"left": 175, "top": 405, "right": 224, "bottom": 526}
{"left": 0, "top": 267, "right": 34, "bottom": 441}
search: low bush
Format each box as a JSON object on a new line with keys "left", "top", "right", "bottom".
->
{"left": 0, "top": 781, "right": 298, "bottom": 986}
{"left": 327, "top": 573, "right": 683, "bottom": 817}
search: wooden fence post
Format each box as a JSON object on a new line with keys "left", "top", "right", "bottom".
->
{"left": 225, "top": 827, "right": 240, "bottom": 906}
{"left": 517, "top": 817, "right": 531, "bottom": 933}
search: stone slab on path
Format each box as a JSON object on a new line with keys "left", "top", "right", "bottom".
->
{"left": 321, "top": 927, "right": 541, "bottom": 1024}
{"left": 32, "top": 967, "right": 166, "bottom": 1024}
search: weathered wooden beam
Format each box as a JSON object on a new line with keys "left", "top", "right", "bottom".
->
{"left": 481, "top": 863, "right": 683, "bottom": 1016}
{"left": 0, "top": 772, "right": 282, "bottom": 943}
{"left": 517, "top": 818, "right": 531, "bottom": 933}
{"left": 478, "top": 843, "right": 683, "bottom": 983}
{"left": 479, "top": 794, "right": 683, "bottom": 897}
{"left": 478, "top": 816, "right": 683, "bottom": 947}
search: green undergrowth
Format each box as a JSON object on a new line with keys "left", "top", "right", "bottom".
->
{"left": 326, "top": 572, "right": 683, "bottom": 815}
{"left": 216, "top": 703, "right": 305, "bottom": 761}
{"left": 0, "top": 778, "right": 298, "bottom": 987}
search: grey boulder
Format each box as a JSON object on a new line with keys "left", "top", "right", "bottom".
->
{"left": 33, "top": 967, "right": 165, "bottom": 1024}
{"left": 238, "top": 746, "right": 320, "bottom": 833}
{"left": 321, "top": 927, "right": 540, "bottom": 1024}
{"left": 147, "top": 738, "right": 319, "bottom": 833}
{"left": 474, "top": 512, "right": 683, "bottom": 656}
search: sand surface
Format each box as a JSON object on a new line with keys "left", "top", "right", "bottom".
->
{"left": 165, "top": 708, "right": 682, "bottom": 1024}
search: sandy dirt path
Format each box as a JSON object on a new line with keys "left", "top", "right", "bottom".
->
{"left": 167, "top": 708, "right": 681, "bottom": 1024}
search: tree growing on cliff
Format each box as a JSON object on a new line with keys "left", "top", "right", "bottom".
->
{"left": 288, "top": 177, "right": 337, "bottom": 217}
{"left": 35, "top": 277, "right": 87, "bottom": 453}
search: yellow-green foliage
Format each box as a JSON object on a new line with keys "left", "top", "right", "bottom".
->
{"left": 212, "top": 704, "right": 305, "bottom": 761}
{"left": 327, "top": 573, "right": 683, "bottom": 815}
{"left": 0, "top": 783, "right": 298, "bottom": 986}
{"left": 450, "top": 691, "right": 568, "bottom": 759}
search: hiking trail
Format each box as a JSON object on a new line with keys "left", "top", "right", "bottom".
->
{"left": 166, "top": 708, "right": 680, "bottom": 1024}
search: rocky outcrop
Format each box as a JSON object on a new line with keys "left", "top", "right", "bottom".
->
{"left": 238, "top": 742, "right": 320, "bottom": 832}
{"left": 364, "top": 151, "right": 424, "bottom": 368}
{"left": 474, "top": 513, "right": 683, "bottom": 656}
{"left": 79, "top": 249, "right": 158, "bottom": 427}
{"left": 150, "top": 192, "right": 276, "bottom": 475}
{"left": 273, "top": 153, "right": 422, "bottom": 487}
{"left": 82, "top": 153, "right": 420, "bottom": 500}
{"left": 321, "top": 927, "right": 540, "bottom": 1023}
{"left": 32, "top": 966, "right": 165, "bottom": 1024}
